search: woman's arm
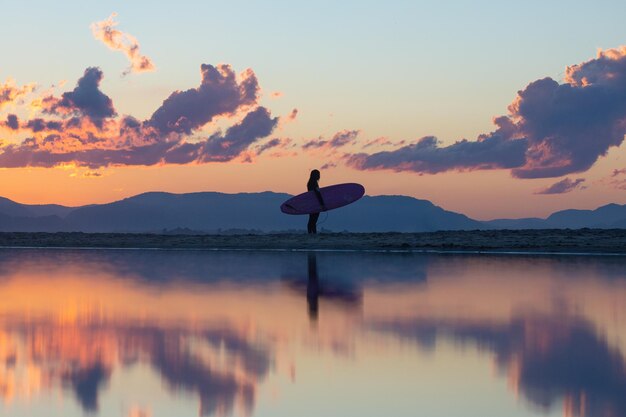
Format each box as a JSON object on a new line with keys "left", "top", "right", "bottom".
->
{"left": 313, "top": 187, "right": 326, "bottom": 210}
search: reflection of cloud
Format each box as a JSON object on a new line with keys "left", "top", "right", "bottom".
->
{"left": 373, "top": 315, "right": 626, "bottom": 417}
{"left": 62, "top": 363, "right": 110, "bottom": 411}
{"left": 0, "top": 320, "right": 271, "bottom": 416}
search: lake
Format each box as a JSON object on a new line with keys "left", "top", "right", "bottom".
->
{"left": 0, "top": 249, "right": 625, "bottom": 417}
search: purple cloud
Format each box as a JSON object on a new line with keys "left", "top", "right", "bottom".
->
{"left": 303, "top": 129, "right": 359, "bottom": 150}
{"left": 348, "top": 134, "right": 527, "bottom": 173}
{"left": 255, "top": 138, "right": 281, "bottom": 155}
{"left": 26, "top": 118, "right": 63, "bottom": 132}
{"left": 0, "top": 141, "right": 175, "bottom": 169}
{"left": 535, "top": 177, "right": 586, "bottom": 195}
{"left": 164, "top": 107, "right": 278, "bottom": 164}
{"left": 43, "top": 67, "right": 116, "bottom": 127}
{"left": 148, "top": 64, "right": 258, "bottom": 135}
{"left": 347, "top": 46, "right": 626, "bottom": 179}
{"left": 4, "top": 114, "right": 19, "bottom": 130}
{"left": 0, "top": 65, "right": 278, "bottom": 168}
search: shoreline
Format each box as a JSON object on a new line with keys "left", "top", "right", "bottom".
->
{"left": 0, "top": 229, "right": 625, "bottom": 255}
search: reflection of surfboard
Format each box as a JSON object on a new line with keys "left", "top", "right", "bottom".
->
{"left": 280, "top": 183, "right": 365, "bottom": 215}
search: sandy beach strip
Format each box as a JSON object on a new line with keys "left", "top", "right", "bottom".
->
{"left": 0, "top": 229, "right": 624, "bottom": 254}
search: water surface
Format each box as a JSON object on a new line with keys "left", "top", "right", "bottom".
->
{"left": 0, "top": 249, "right": 625, "bottom": 417}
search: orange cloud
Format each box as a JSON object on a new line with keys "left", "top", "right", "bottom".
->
{"left": 91, "top": 13, "right": 155, "bottom": 75}
{"left": 0, "top": 78, "right": 36, "bottom": 110}
{"left": 0, "top": 65, "right": 278, "bottom": 169}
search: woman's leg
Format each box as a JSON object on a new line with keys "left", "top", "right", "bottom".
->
{"left": 308, "top": 213, "right": 320, "bottom": 234}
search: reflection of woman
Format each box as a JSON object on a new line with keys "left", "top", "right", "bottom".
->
{"left": 307, "top": 169, "right": 325, "bottom": 234}
{"left": 307, "top": 252, "right": 319, "bottom": 321}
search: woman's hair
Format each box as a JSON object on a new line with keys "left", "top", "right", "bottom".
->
{"left": 309, "top": 169, "right": 320, "bottom": 181}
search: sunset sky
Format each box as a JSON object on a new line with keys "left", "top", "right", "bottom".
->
{"left": 2, "top": 0, "right": 626, "bottom": 219}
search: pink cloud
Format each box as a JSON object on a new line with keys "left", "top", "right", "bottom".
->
{"left": 91, "top": 13, "right": 155, "bottom": 75}
{"left": 0, "top": 65, "right": 278, "bottom": 169}
{"left": 534, "top": 177, "right": 586, "bottom": 195}
{"left": 302, "top": 129, "right": 359, "bottom": 151}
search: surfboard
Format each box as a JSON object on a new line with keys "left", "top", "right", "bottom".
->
{"left": 280, "top": 183, "right": 365, "bottom": 215}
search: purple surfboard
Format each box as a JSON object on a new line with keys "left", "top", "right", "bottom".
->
{"left": 280, "top": 183, "right": 365, "bottom": 215}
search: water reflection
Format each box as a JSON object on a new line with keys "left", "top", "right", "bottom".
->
{"left": 2, "top": 319, "right": 269, "bottom": 416}
{"left": 372, "top": 314, "right": 626, "bottom": 417}
{"left": 0, "top": 249, "right": 624, "bottom": 417}
{"left": 281, "top": 252, "right": 362, "bottom": 323}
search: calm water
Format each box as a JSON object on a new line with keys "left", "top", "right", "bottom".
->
{"left": 0, "top": 249, "right": 625, "bottom": 417}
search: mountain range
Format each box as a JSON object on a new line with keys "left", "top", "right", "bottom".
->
{"left": 0, "top": 192, "right": 625, "bottom": 233}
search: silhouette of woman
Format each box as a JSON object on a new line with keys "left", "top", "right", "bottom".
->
{"left": 307, "top": 169, "right": 325, "bottom": 234}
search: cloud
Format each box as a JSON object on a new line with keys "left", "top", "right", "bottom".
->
{"left": 362, "top": 136, "right": 399, "bottom": 149}
{"left": 163, "top": 106, "right": 278, "bottom": 164}
{"left": 601, "top": 167, "right": 626, "bottom": 190}
{"left": 303, "top": 129, "right": 359, "bottom": 150}
{"left": 255, "top": 138, "right": 281, "bottom": 155}
{"left": 3, "top": 114, "right": 19, "bottom": 130}
{"left": 348, "top": 134, "right": 527, "bottom": 173}
{"left": 535, "top": 177, "right": 586, "bottom": 195}
{"left": 91, "top": 13, "right": 155, "bottom": 75}
{"left": 0, "top": 65, "right": 278, "bottom": 169}
{"left": 347, "top": 46, "right": 626, "bottom": 179}
{"left": 612, "top": 168, "right": 626, "bottom": 177}
{"left": 25, "top": 118, "right": 63, "bottom": 132}
{"left": 0, "top": 78, "right": 36, "bottom": 110}
{"left": 148, "top": 64, "right": 259, "bottom": 135}
{"left": 254, "top": 137, "right": 295, "bottom": 157}
{"left": 42, "top": 67, "right": 116, "bottom": 127}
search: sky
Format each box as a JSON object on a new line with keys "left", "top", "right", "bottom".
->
{"left": 2, "top": 0, "right": 626, "bottom": 219}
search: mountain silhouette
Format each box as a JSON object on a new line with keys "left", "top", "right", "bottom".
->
{"left": 0, "top": 192, "right": 624, "bottom": 233}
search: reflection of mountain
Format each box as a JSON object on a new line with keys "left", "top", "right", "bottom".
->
{"left": 0, "top": 320, "right": 271, "bottom": 416}
{"left": 373, "top": 316, "right": 626, "bottom": 417}
{"left": 0, "top": 249, "right": 430, "bottom": 285}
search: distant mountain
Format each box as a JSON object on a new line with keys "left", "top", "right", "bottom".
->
{"left": 315, "top": 195, "right": 481, "bottom": 232}
{"left": 63, "top": 192, "right": 481, "bottom": 233}
{"left": 546, "top": 204, "right": 626, "bottom": 228}
{"left": 0, "top": 197, "right": 76, "bottom": 218}
{"left": 0, "top": 192, "right": 624, "bottom": 233}
{"left": 486, "top": 203, "right": 626, "bottom": 229}
{"left": 65, "top": 192, "right": 302, "bottom": 232}
{"left": 0, "top": 191, "right": 481, "bottom": 233}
